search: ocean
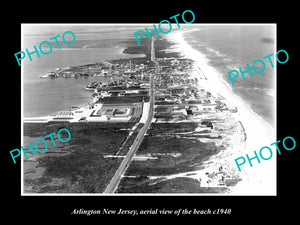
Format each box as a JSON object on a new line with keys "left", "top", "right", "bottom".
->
{"left": 22, "top": 25, "right": 145, "bottom": 117}
{"left": 23, "top": 24, "right": 276, "bottom": 128}
{"left": 181, "top": 25, "right": 276, "bottom": 126}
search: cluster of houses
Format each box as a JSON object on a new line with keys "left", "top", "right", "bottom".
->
{"left": 43, "top": 60, "right": 151, "bottom": 79}
{"left": 155, "top": 73, "right": 208, "bottom": 105}
{"left": 153, "top": 57, "right": 237, "bottom": 118}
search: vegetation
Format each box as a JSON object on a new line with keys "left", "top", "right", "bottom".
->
{"left": 117, "top": 123, "right": 225, "bottom": 192}
{"left": 23, "top": 122, "right": 135, "bottom": 193}
{"left": 118, "top": 177, "right": 229, "bottom": 193}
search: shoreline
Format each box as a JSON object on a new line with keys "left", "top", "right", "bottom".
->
{"left": 167, "top": 30, "right": 276, "bottom": 195}
{"left": 23, "top": 29, "right": 276, "bottom": 194}
{"left": 167, "top": 29, "right": 275, "bottom": 128}
{"left": 23, "top": 43, "right": 147, "bottom": 118}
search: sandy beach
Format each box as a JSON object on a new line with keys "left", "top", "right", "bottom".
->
{"left": 166, "top": 29, "right": 276, "bottom": 195}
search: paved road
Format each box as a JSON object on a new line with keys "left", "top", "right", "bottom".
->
{"left": 103, "top": 74, "right": 155, "bottom": 193}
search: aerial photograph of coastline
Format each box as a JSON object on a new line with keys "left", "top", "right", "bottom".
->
{"left": 22, "top": 24, "right": 276, "bottom": 195}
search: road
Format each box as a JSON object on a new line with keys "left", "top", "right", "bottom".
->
{"left": 103, "top": 74, "right": 155, "bottom": 193}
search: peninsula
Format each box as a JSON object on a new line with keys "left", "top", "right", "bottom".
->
{"left": 23, "top": 35, "right": 245, "bottom": 194}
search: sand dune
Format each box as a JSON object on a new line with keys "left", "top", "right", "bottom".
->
{"left": 165, "top": 29, "right": 276, "bottom": 195}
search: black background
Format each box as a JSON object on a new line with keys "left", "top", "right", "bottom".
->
{"left": 3, "top": 2, "right": 298, "bottom": 222}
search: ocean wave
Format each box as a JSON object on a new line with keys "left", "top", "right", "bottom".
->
{"left": 166, "top": 29, "right": 276, "bottom": 193}
{"left": 226, "top": 65, "right": 239, "bottom": 71}
{"left": 166, "top": 29, "right": 235, "bottom": 94}
{"left": 205, "top": 47, "right": 226, "bottom": 57}
{"left": 222, "top": 58, "right": 232, "bottom": 62}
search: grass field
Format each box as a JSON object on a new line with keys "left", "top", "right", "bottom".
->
{"left": 23, "top": 122, "right": 135, "bottom": 193}
{"left": 117, "top": 123, "right": 226, "bottom": 193}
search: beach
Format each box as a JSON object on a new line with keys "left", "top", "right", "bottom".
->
{"left": 167, "top": 29, "right": 276, "bottom": 195}
{"left": 22, "top": 24, "right": 277, "bottom": 195}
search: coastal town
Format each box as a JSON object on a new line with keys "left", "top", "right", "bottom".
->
{"left": 26, "top": 57, "right": 236, "bottom": 124}
{"left": 23, "top": 37, "right": 245, "bottom": 194}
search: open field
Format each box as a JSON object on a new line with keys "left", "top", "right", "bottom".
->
{"left": 117, "top": 177, "right": 229, "bottom": 193}
{"left": 23, "top": 122, "right": 136, "bottom": 193}
{"left": 117, "top": 122, "right": 230, "bottom": 193}
{"left": 124, "top": 123, "right": 223, "bottom": 176}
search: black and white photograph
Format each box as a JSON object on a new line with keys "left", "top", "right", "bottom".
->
{"left": 4, "top": 3, "right": 298, "bottom": 221}
{"left": 21, "top": 23, "right": 277, "bottom": 195}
